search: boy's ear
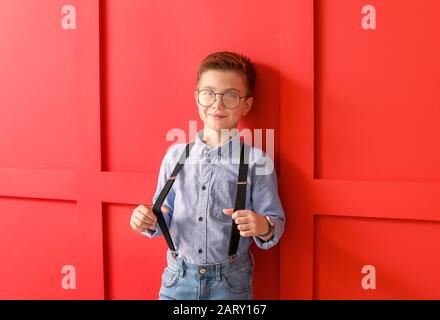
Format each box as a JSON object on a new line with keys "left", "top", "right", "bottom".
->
{"left": 194, "top": 91, "right": 198, "bottom": 104}
{"left": 242, "top": 96, "right": 253, "bottom": 116}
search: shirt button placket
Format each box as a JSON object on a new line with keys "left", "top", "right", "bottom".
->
{"left": 195, "top": 148, "right": 212, "bottom": 263}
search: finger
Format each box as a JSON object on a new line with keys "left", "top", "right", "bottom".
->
{"left": 232, "top": 210, "right": 251, "bottom": 220}
{"left": 222, "top": 208, "right": 234, "bottom": 215}
{"left": 131, "top": 220, "right": 147, "bottom": 232}
{"left": 137, "top": 204, "right": 152, "bottom": 214}
{"left": 135, "top": 211, "right": 156, "bottom": 224}
{"left": 140, "top": 204, "right": 170, "bottom": 215}
{"left": 133, "top": 215, "right": 150, "bottom": 229}
{"left": 136, "top": 216, "right": 156, "bottom": 230}
{"left": 133, "top": 215, "right": 156, "bottom": 230}
{"left": 234, "top": 216, "right": 249, "bottom": 225}
{"left": 135, "top": 207, "right": 156, "bottom": 219}
{"left": 237, "top": 223, "right": 252, "bottom": 231}
{"left": 144, "top": 209, "right": 160, "bottom": 222}
{"left": 161, "top": 205, "right": 170, "bottom": 214}
{"left": 239, "top": 230, "right": 254, "bottom": 237}
{"left": 146, "top": 223, "right": 157, "bottom": 231}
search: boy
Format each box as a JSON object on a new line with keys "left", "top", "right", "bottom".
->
{"left": 130, "top": 51, "right": 285, "bottom": 300}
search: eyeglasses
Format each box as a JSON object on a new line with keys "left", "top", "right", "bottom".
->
{"left": 197, "top": 89, "right": 250, "bottom": 109}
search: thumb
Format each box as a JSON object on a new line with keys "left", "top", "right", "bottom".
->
{"left": 145, "top": 204, "right": 170, "bottom": 215}
{"left": 161, "top": 205, "right": 170, "bottom": 214}
{"left": 223, "top": 208, "right": 234, "bottom": 215}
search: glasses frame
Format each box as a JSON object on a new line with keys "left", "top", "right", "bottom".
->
{"left": 196, "top": 89, "right": 250, "bottom": 109}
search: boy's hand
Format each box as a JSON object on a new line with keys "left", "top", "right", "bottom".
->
{"left": 130, "top": 204, "right": 170, "bottom": 234}
{"left": 223, "top": 208, "right": 270, "bottom": 237}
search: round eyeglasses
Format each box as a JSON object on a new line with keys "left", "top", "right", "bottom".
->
{"left": 197, "top": 89, "right": 250, "bottom": 109}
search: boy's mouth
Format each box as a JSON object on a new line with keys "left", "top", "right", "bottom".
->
{"left": 208, "top": 114, "right": 227, "bottom": 119}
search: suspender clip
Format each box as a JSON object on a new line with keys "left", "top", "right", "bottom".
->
{"left": 171, "top": 251, "right": 179, "bottom": 260}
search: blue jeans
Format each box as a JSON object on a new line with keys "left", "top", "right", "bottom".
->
{"left": 158, "top": 249, "right": 255, "bottom": 300}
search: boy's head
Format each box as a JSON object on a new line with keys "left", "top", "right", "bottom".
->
{"left": 194, "top": 51, "right": 256, "bottom": 132}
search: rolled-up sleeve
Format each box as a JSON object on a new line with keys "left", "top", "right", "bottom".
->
{"left": 250, "top": 150, "right": 286, "bottom": 250}
{"left": 142, "top": 147, "right": 177, "bottom": 238}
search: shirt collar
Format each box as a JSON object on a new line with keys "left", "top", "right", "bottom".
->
{"left": 194, "top": 128, "right": 242, "bottom": 159}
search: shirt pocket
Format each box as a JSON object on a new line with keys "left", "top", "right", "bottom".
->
{"left": 215, "top": 177, "right": 252, "bottom": 211}
{"left": 221, "top": 264, "right": 253, "bottom": 294}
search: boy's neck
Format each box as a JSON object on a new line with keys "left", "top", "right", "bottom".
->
{"left": 202, "top": 127, "right": 238, "bottom": 148}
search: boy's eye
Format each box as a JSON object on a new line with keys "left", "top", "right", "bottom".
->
{"left": 200, "top": 90, "right": 214, "bottom": 96}
{"left": 224, "top": 92, "right": 239, "bottom": 99}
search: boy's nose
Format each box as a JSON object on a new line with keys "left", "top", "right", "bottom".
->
{"left": 211, "top": 95, "right": 226, "bottom": 110}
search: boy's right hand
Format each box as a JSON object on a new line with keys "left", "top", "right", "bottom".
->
{"left": 130, "top": 204, "right": 170, "bottom": 234}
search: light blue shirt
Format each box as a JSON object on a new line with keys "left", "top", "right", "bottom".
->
{"left": 144, "top": 129, "right": 285, "bottom": 264}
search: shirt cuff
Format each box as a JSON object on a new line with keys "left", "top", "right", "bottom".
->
{"left": 142, "top": 226, "right": 162, "bottom": 238}
{"left": 253, "top": 217, "right": 282, "bottom": 250}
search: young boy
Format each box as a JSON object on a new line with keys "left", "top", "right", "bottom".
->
{"left": 130, "top": 51, "right": 285, "bottom": 300}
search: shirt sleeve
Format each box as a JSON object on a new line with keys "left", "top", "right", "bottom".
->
{"left": 250, "top": 149, "right": 286, "bottom": 250}
{"left": 142, "top": 146, "right": 177, "bottom": 238}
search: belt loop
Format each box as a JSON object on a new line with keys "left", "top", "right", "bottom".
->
{"left": 170, "top": 250, "right": 184, "bottom": 278}
{"left": 179, "top": 259, "right": 184, "bottom": 278}
{"left": 216, "top": 263, "right": 221, "bottom": 282}
{"left": 177, "top": 255, "right": 184, "bottom": 278}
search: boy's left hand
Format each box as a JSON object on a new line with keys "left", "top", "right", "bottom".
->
{"left": 223, "top": 208, "right": 269, "bottom": 237}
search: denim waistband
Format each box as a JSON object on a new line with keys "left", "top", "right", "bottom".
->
{"left": 166, "top": 249, "right": 255, "bottom": 280}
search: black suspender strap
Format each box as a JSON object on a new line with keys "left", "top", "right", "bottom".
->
{"left": 152, "top": 139, "right": 249, "bottom": 259}
{"left": 152, "top": 142, "right": 194, "bottom": 253}
{"left": 228, "top": 142, "right": 250, "bottom": 259}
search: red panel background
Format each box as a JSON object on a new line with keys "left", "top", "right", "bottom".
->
{"left": 0, "top": 0, "right": 281, "bottom": 299}
{"left": 2, "top": 0, "right": 440, "bottom": 299}
{"left": 314, "top": 215, "right": 440, "bottom": 299}
{"left": 0, "top": 0, "right": 103, "bottom": 299}
{"left": 280, "top": 0, "right": 440, "bottom": 299}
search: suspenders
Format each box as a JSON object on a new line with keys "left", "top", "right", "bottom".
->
{"left": 152, "top": 142, "right": 195, "bottom": 253}
{"left": 228, "top": 141, "right": 250, "bottom": 259}
{"left": 151, "top": 140, "right": 249, "bottom": 261}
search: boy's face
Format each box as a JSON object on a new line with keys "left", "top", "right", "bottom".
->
{"left": 195, "top": 69, "right": 253, "bottom": 132}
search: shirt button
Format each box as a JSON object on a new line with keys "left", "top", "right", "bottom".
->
{"left": 199, "top": 268, "right": 207, "bottom": 275}
{"left": 201, "top": 185, "right": 206, "bottom": 190}
{"left": 199, "top": 217, "right": 203, "bottom": 222}
{"left": 198, "top": 249, "right": 203, "bottom": 254}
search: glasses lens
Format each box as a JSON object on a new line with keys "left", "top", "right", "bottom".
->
{"left": 198, "top": 90, "right": 215, "bottom": 107}
{"left": 223, "top": 92, "right": 240, "bottom": 108}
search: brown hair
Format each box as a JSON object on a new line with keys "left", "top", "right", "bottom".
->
{"left": 196, "top": 51, "right": 256, "bottom": 96}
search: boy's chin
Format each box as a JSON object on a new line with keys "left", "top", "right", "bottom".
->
{"left": 205, "top": 122, "right": 235, "bottom": 132}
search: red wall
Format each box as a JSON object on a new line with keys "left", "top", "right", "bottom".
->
{"left": 280, "top": 0, "right": 440, "bottom": 299}
{"left": 1, "top": 0, "right": 440, "bottom": 299}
